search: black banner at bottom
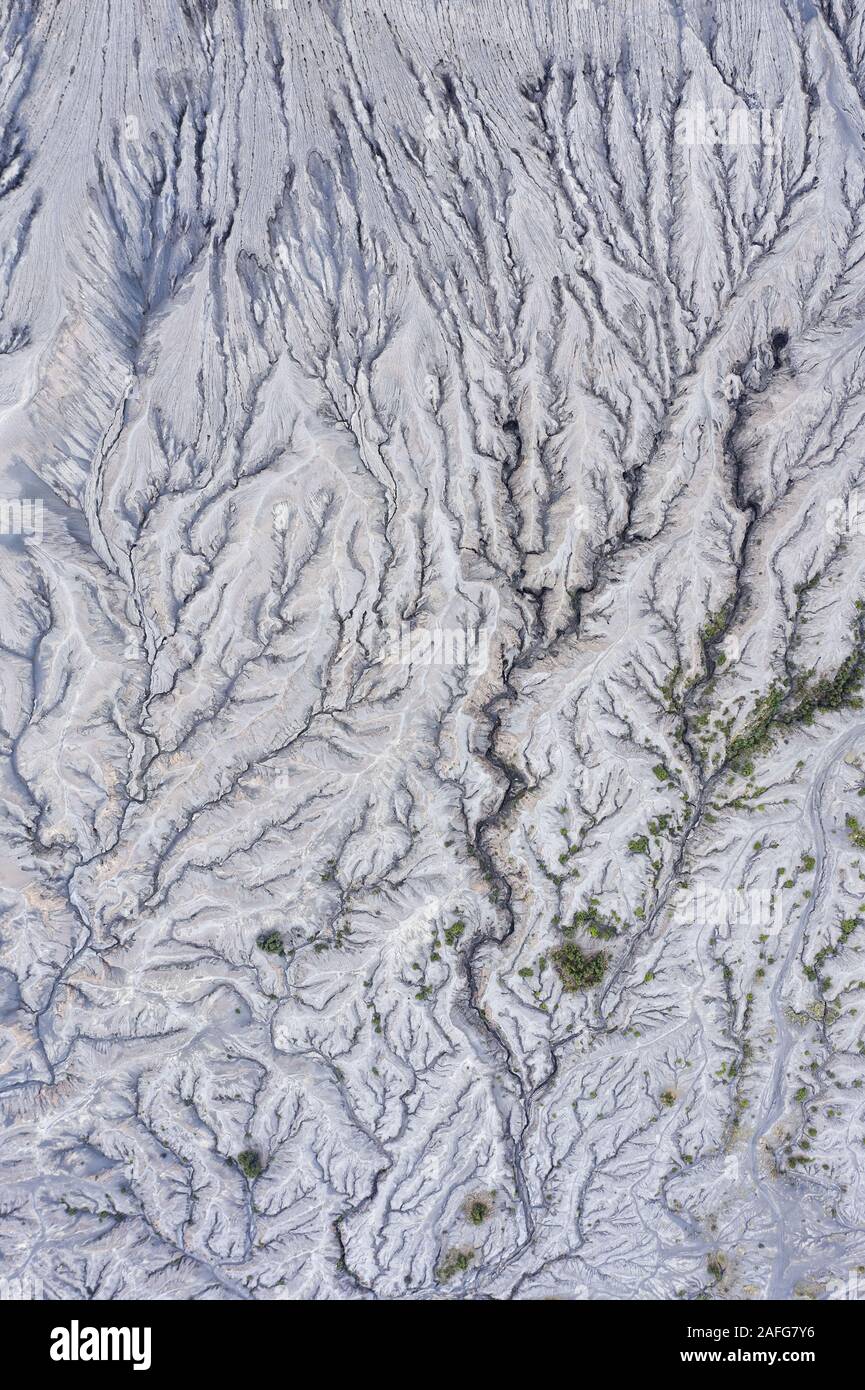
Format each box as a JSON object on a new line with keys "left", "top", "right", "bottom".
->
{"left": 0, "top": 1294, "right": 856, "bottom": 1377}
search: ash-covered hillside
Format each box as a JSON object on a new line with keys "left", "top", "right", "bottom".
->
{"left": 2, "top": 0, "right": 865, "bottom": 1301}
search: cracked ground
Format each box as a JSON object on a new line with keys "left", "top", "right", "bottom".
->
{"left": 2, "top": 0, "right": 865, "bottom": 1301}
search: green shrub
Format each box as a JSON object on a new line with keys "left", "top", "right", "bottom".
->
{"left": 436, "top": 1248, "right": 475, "bottom": 1283}
{"left": 237, "top": 1149, "right": 263, "bottom": 1180}
{"left": 552, "top": 943, "right": 607, "bottom": 991}
{"left": 467, "top": 1199, "right": 490, "bottom": 1225}
{"left": 567, "top": 905, "right": 617, "bottom": 939}
{"left": 847, "top": 815, "right": 865, "bottom": 850}
{"left": 256, "top": 931, "right": 284, "bottom": 955}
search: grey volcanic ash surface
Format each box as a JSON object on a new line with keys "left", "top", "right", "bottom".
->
{"left": 2, "top": 0, "right": 865, "bottom": 1301}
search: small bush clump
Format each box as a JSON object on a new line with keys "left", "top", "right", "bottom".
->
{"left": 256, "top": 931, "right": 284, "bottom": 956}
{"left": 237, "top": 1149, "right": 263, "bottom": 1180}
{"left": 436, "top": 1248, "right": 475, "bottom": 1283}
{"left": 552, "top": 943, "right": 607, "bottom": 991}
{"left": 467, "top": 1198, "right": 491, "bottom": 1225}
{"left": 444, "top": 920, "right": 465, "bottom": 947}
